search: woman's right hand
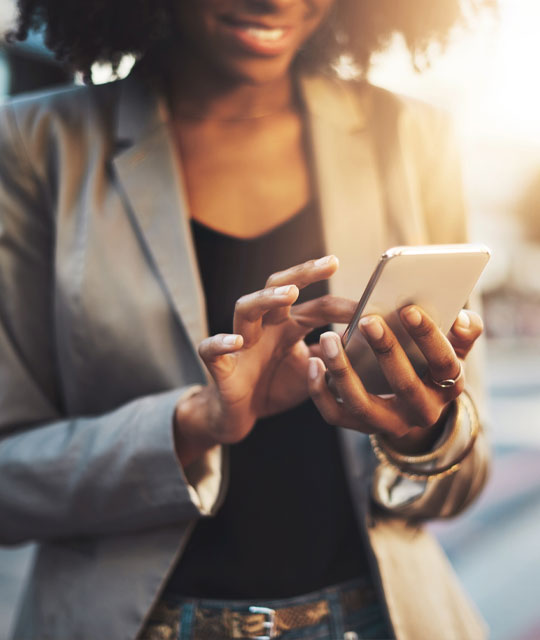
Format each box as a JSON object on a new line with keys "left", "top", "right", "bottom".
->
{"left": 173, "top": 256, "right": 355, "bottom": 467}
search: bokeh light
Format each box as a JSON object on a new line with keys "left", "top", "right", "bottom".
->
{"left": 369, "top": 0, "right": 540, "bottom": 296}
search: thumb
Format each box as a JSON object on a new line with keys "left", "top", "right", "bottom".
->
{"left": 447, "top": 310, "right": 483, "bottom": 360}
{"left": 198, "top": 334, "right": 243, "bottom": 380}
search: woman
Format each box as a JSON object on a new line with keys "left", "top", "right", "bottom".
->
{"left": 1, "top": 1, "right": 491, "bottom": 639}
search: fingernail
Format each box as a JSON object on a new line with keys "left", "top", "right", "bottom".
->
{"left": 308, "top": 358, "right": 320, "bottom": 380}
{"left": 403, "top": 307, "right": 422, "bottom": 327}
{"left": 222, "top": 335, "right": 239, "bottom": 345}
{"left": 359, "top": 316, "right": 384, "bottom": 340}
{"left": 457, "top": 310, "right": 470, "bottom": 328}
{"left": 315, "top": 255, "right": 335, "bottom": 267}
{"left": 321, "top": 332, "right": 340, "bottom": 358}
{"left": 274, "top": 285, "right": 292, "bottom": 296}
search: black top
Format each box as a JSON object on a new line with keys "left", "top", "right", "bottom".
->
{"left": 165, "top": 202, "right": 369, "bottom": 599}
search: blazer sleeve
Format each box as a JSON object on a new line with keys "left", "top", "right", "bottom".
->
{"left": 0, "top": 103, "right": 223, "bottom": 545}
{"left": 370, "top": 99, "right": 490, "bottom": 521}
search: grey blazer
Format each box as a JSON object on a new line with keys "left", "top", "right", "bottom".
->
{"left": 0, "top": 71, "right": 489, "bottom": 640}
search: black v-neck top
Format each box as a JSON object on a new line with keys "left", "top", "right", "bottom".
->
{"left": 165, "top": 202, "right": 368, "bottom": 599}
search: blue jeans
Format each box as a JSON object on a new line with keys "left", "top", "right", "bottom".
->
{"left": 140, "top": 577, "right": 394, "bottom": 640}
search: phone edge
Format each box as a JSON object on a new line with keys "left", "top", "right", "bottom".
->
{"left": 342, "top": 254, "right": 390, "bottom": 347}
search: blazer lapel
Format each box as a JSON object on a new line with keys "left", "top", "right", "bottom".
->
{"left": 111, "top": 73, "right": 388, "bottom": 350}
{"left": 300, "top": 74, "right": 390, "bottom": 495}
{"left": 111, "top": 75, "right": 208, "bottom": 351}
{"left": 300, "top": 75, "right": 388, "bottom": 301}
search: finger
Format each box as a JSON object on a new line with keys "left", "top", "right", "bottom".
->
{"left": 314, "top": 338, "right": 410, "bottom": 438}
{"left": 318, "top": 331, "right": 386, "bottom": 430}
{"left": 264, "top": 255, "right": 339, "bottom": 325}
{"left": 359, "top": 315, "right": 441, "bottom": 428}
{"left": 288, "top": 295, "right": 357, "bottom": 336}
{"left": 400, "top": 306, "right": 464, "bottom": 396}
{"left": 233, "top": 285, "right": 299, "bottom": 346}
{"left": 448, "top": 309, "right": 484, "bottom": 360}
{"left": 308, "top": 357, "right": 367, "bottom": 431}
{"left": 265, "top": 255, "right": 339, "bottom": 289}
{"left": 308, "top": 343, "right": 323, "bottom": 359}
{"left": 198, "top": 334, "right": 243, "bottom": 378}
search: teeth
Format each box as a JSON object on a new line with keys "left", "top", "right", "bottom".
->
{"left": 242, "top": 27, "right": 285, "bottom": 42}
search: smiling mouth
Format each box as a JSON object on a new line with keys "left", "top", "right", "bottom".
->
{"left": 219, "top": 15, "right": 293, "bottom": 54}
{"left": 240, "top": 26, "right": 287, "bottom": 42}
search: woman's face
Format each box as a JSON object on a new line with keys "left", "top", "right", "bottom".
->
{"left": 172, "top": 0, "right": 337, "bottom": 85}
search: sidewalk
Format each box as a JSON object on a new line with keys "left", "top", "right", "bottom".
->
{"left": 485, "top": 338, "right": 540, "bottom": 445}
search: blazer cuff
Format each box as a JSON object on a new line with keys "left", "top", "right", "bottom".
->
{"left": 168, "top": 385, "right": 224, "bottom": 517}
{"left": 371, "top": 392, "right": 478, "bottom": 510}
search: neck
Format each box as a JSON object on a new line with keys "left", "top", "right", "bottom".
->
{"left": 165, "top": 49, "right": 296, "bottom": 122}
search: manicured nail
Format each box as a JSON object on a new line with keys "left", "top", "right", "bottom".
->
{"left": 321, "top": 332, "right": 340, "bottom": 358}
{"left": 222, "top": 335, "right": 239, "bottom": 345}
{"left": 315, "top": 255, "right": 338, "bottom": 267}
{"left": 403, "top": 307, "right": 422, "bottom": 327}
{"left": 457, "top": 310, "right": 471, "bottom": 329}
{"left": 359, "top": 316, "right": 384, "bottom": 340}
{"left": 308, "top": 358, "right": 320, "bottom": 380}
{"left": 274, "top": 285, "right": 292, "bottom": 296}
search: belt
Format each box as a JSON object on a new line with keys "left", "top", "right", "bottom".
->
{"left": 194, "top": 600, "right": 329, "bottom": 639}
{"left": 142, "top": 582, "right": 378, "bottom": 640}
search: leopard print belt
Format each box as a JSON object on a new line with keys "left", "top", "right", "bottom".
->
{"left": 140, "top": 582, "right": 378, "bottom": 640}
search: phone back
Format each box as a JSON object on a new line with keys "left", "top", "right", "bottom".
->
{"left": 342, "top": 245, "right": 490, "bottom": 395}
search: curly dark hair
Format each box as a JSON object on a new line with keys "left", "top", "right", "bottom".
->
{"left": 9, "top": 0, "right": 495, "bottom": 82}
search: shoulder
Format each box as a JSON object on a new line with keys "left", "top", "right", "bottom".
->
{"left": 361, "top": 82, "right": 455, "bottom": 152}
{"left": 361, "top": 83, "right": 458, "bottom": 188}
{"left": 300, "top": 72, "right": 453, "bottom": 145}
{"left": 1, "top": 79, "right": 119, "bottom": 125}
{"left": 0, "top": 80, "right": 120, "bottom": 158}
{"left": 0, "top": 80, "right": 122, "bottom": 186}
{"left": 377, "top": 87, "right": 455, "bottom": 152}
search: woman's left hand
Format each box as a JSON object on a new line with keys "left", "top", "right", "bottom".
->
{"left": 308, "top": 306, "right": 484, "bottom": 451}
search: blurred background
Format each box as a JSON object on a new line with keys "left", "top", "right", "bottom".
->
{"left": 1, "top": 0, "right": 540, "bottom": 638}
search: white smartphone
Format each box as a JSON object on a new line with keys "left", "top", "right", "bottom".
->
{"left": 340, "top": 244, "right": 491, "bottom": 395}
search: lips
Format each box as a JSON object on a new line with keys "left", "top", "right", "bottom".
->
{"left": 241, "top": 26, "right": 287, "bottom": 42}
{"left": 218, "top": 15, "right": 294, "bottom": 56}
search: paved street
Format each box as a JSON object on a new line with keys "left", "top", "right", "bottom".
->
{"left": 1, "top": 338, "right": 539, "bottom": 640}
{"left": 433, "top": 338, "right": 540, "bottom": 640}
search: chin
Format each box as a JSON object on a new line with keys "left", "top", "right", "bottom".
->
{"left": 217, "top": 54, "right": 297, "bottom": 86}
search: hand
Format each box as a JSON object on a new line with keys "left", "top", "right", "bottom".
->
{"left": 174, "top": 256, "right": 357, "bottom": 465}
{"left": 308, "top": 306, "right": 483, "bottom": 452}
